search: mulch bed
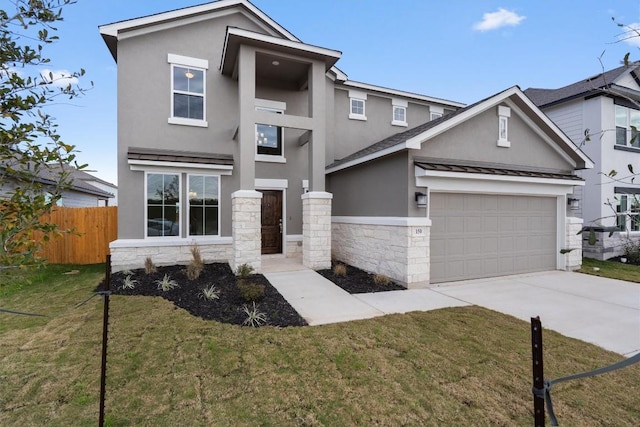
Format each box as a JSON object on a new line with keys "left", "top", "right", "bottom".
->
{"left": 100, "top": 261, "right": 405, "bottom": 327}
{"left": 101, "top": 263, "right": 307, "bottom": 327}
{"left": 317, "top": 261, "right": 405, "bottom": 293}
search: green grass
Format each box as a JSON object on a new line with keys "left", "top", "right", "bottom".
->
{"left": 579, "top": 257, "right": 640, "bottom": 283}
{"left": 1, "top": 263, "right": 639, "bottom": 426}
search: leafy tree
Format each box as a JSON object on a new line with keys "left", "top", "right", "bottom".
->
{"left": 0, "top": 0, "right": 88, "bottom": 274}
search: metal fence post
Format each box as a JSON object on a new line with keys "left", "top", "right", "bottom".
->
{"left": 531, "top": 316, "right": 545, "bottom": 427}
{"left": 99, "top": 255, "right": 111, "bottom": 426}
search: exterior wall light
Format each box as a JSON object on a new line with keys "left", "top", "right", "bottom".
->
{"left": 567, "top": 197, "right": 580, "bottom": 210}
{"left": 415, "top": 191, "right": 427, "bottom": 208}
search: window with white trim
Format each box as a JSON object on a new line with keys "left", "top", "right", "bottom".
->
{"left": 348, "top": 90, "right": 367, "bottom": 120}
{"left": 391, "top": 98, "right": 408, "bottom": 127}
{"left": 145, "top": 172, "right": 221, "bottom": 238}
{"left": 616, "top": 193, "right": 640, "bottom": 231}
{"left": 615, "top": 105, "right": 640, "bottom": 147}
{"left": 497, "top": 105, "right": 511, "bottom": 148}
{"left": 188, "top": 175, "right": 219, "bottom": 236}
{"left": 256, "top": 107, "right": 283, "bottom": 156}
{"left": 430, "top": 105, "right": 444, "bottom": 121}
{"left": 168, "top": 54, "right": 208, "bottom": 127}
{"left": 146, "top": 173, "right": 181, "bottom": 237}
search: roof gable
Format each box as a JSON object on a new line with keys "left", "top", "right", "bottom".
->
{"left": 524, "top": 63, "right": 640, "bottom": 108}
{"left": 326, "top": 86, "right": 593, "bottom": 174}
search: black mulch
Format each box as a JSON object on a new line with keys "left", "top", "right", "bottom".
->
{"left": 317, "top": 261, "right": 405, "bottom": 294}
{"left": 99, "top": 261, "right": 406, "bottom": 327}
{"left": 100, "top": 263, "right": 307, "bottom": 327}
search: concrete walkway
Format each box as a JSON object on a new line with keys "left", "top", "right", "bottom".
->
{"left": 264, "top": 259, "right": 640, "bottom": 356}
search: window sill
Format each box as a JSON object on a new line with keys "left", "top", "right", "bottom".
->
{"left": 348, "top": 114, "right": 367, "bottom": 121}
{"left": 256, "top": 154, "right": 286, "bottom": 163}
{"left": 392, "top": 120, "right": 408, "bottom": 127}
{"left": 168, "top": 117, "right": 208, "bottom": 128}
{"left": 497, "top": 139, "right": 511, "bottom": 148}
{"left": 613, "top": 144, "right": 640, "bottom": 153}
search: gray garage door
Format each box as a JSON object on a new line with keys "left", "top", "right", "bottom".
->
{"left": 430, "top": 193, "right": 557, "bottom": 283}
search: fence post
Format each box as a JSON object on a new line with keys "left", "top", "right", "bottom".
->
{"left": 99, "top": 255, "right": 111, "bottom": 427}
{"left": 531, "top": 316, "right": 545, "bottom": 427}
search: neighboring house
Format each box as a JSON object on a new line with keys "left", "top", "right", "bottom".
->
{"left": 525, "top": 63, "right": 640, "bottom": 260}
{"left": 0, "top": 162, "right": 115, "bottom": 207}
{"left": 100, "top": 0, "right": 591, "bottom": 287}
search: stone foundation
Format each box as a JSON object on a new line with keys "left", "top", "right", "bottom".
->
{"left": 302, "top": 192, "right": 332, "bottom": 269}
{"left": 286, "top": 235, "right": 303, "bottom": 258}
{"left": 332, "top": 217, "right": 431, "bottom": 288}
{"left": 565, "top": 217, "right": 583, "bottom": 270}
{"left": 231, "top": 190, "right": 262, "bottom": 272}
{"left": 109, "top": 238, "right": 232, "bottom": 272}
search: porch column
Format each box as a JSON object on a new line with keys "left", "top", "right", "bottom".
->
{"left": 231, "top": 190, "right": 262, "bottom": 273}
{"left": 237, "top": 44, "right": 257, "bottom": 191}
{"left": 302, "top": 192, "right": 332, "bottom": 269}
{"left": 308, "top": 60, "right": 326, "bottom": 192}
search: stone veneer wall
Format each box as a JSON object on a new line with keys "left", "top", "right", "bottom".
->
{"left": 582, "top": 229, "right": 640, "bottom": 260}
{"left": 564, "top": 217, "right": 583, "bottom": 270}
{"left": 302, "top": 192, "right": 332, "bottom": 269}
{"left": 286, "top": 236, "right": 303, "bottom": 258}
{"left": 109, "top": 239, "right": 232, "bottom": 272}
{"left": 332, "top": 217, "right": 431, "bottom": 289}
{"left": 231, "top": 190, "right": 262, "bottom": 272}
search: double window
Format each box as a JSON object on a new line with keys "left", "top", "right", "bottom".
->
{"left": 168, "top": 54, "right": 208, "bottom": 127}
{"left": 615, "top": 193, "right": 640, "bottom": 231}
{"left": 615, "top": 105, "right": 640, "bottom": 147}
{"left": 146, "top": 172, "right": 219, "bottom": 238}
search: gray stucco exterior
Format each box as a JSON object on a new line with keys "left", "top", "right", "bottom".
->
{"left": 101, "top": 0, "right": 589, "bottom": 285}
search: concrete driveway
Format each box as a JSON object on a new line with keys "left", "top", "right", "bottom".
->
{"left": 429, "top": 271, "right": 640, "bottom": 357}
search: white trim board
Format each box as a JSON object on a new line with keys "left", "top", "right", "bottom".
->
{"left": 332, "top": 216, "right": 432, "bottom": 227}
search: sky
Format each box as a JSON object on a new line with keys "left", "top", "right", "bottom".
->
{"left": 12, "top": 0, "right": 640, "bottom": 184}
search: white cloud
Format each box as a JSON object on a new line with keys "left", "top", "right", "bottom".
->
{"left": 620, "top": 23, "right": 640, "bottom": 47}
{"left": 40, "top": 69, "right": 79, "bottom": 87}
{"left": 473, "top": 8, "right": 526, "bottom": 32}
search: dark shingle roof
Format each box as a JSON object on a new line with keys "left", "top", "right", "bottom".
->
{"left": 415, "top": 160, "right": 582, "bottom": 181}
{"left": 524, "top": 63, "right": 639, "bottom": 107}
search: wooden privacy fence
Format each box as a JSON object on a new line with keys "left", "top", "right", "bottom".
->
{"left": 37, "top": 206, "right": 117, "bottom": 265}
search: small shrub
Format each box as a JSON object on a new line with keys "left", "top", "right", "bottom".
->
{"left": 237, "top": 280, "right": 265, "bottom": 302}
{"left": 121, "top": 275, "right": 137, "bottom": 290}
{"left": 144, "top": 257, "right": 157, "bottom": 275}
{"left": 373, "top": 273, "right": 391, "bottom": 286}
{"left": 235, "top": 263, "right": 254, "bottom": 279}
{"left": 333, "top": 263, "right": 347, "bottom": 277}
{"left": 622, "top": 240, "right": 640, "bottom": 265}
{"left": 200, "top": 285, "right": 221, "bottom": 301}
{"left": 155, "top": 274, "right": 179, "bottom": 292}
{"left": 186, "top": 245, "right": 205, "bottom": 280}
{"left": 120, "top": 268, "right": 133, "bottom": 275}
{"left": 242, "top": 302, "right": 267, "bottom": 327}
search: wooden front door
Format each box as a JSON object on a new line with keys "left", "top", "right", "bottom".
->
{"left": 260, "top": 190, "right": 283, "bottom": 254}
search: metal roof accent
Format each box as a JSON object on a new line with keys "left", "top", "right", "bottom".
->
{"left": 127, "top": 147, "right": 234, "bottom": 165}
{"left": 415, "top": 160, "right": 583, "bottom": 181}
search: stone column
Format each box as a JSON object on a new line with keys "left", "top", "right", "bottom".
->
{"left": 231, "top": 190, "right": 262, "bottom": 273}
{"left": 565, "top": 216, "right": 583, "bottom": 271}
{"left": 302, "top": 191, "right": 332, "bottom": 269}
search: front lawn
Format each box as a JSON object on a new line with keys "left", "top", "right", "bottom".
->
{"left": 1, "top": 264, "right": 639, "bottom": 426}
{"left": 579, "top": 257, "right": 640, "bottom": 283}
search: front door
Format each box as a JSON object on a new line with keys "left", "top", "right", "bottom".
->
{"left": 260, "top": 190, "right": 283, "bottom": 254}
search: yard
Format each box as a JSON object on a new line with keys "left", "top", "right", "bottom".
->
{"left": 1, "top": 262, "right": 639, "bottom": 426}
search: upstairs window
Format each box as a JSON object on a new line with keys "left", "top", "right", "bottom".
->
{"left": 168, "top": 54, "right": 208, "bottom": 127}
{"left": 615, "top": 105, "right": 640, "bottom": 147}
{"left": 430, "top": 105, "right": 444, "bottom": 121}
{"left": 255, "top": 99, "right": 286, "bottom": 162}
{"left": 497, "top": 105, "right": 511, "bottom": 148}
{"left": 348, "top": 90, "right": 367, "bottom": 120}
{"left": 392, "top": 98, "right": 408, "bottom": 127}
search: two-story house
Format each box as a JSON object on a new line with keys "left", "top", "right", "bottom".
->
{"left": 526, "top": 64, "right": 640, "bottom": 260}
{"left": 101, "top": 0, "right": 592, "bottom": 287}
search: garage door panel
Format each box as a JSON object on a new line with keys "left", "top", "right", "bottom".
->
{"left": 431, "top": 193, "right": 557, "bottom": 283}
